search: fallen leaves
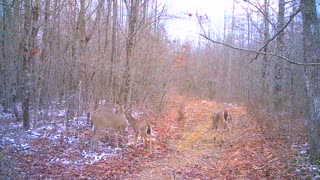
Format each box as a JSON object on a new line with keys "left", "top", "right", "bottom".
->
{"left": 0, "top": 91, "right": 318, "bottom": 179}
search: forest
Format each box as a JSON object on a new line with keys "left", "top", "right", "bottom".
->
{"left": 0, "top": 0, "right": 319, "bottom": 179}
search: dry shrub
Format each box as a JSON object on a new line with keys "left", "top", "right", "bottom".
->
{"left": 248, "top": 103, "right": 308, "bottom": 144}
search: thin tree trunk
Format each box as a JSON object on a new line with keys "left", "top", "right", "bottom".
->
{"left": 1, "top": 0, "right": 8, "bottom": 112}
{"left": 227, "top": 0, "right": 235, "bottom": 99}
{"left": 262, "top": 0, "right": 270, "bottom": 107}
{"left": 22, "top": 0, "right": 32, "bottom": 130}
{"left": 110, "top": 0, "right": 118, "bottom": 102}
{"left": 123, "top": 0, "right": 139, "bottom": 104}
{"left": 273, "top": 0, "right": 285, "bottom": 112}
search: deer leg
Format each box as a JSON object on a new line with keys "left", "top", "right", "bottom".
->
{"left": 134, "top": 132, "right": 139, "bottom": 147}
{"left": 114, "top": 131, "right": 119, "bottom": 148}
{"left": 90, "top": 130, "right": 101, "bottom": 150}
{"left": 149, "top": 137, "right": 153, "bottom": 153}
{"left": 142, "top": 136, "right": 147, "bottom": 149}
{"left": 119, "top": 127, "right": 127, "bottom": 145}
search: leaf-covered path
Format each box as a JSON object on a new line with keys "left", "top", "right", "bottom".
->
{"left": 126, "top": 94, "right": 298, "bottom": 179}
{"left": 0, "top": 92, "right": 314, "bottom": 179}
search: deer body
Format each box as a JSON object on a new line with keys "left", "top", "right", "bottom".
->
{"left": 90, "top": 107, "right": 128, "bottom": 150}
{"left": 212, "top": 110, "right": 230, "bottom": 130}
{"left": 212, "top": 110, "right": 231, "bottom": 146}
{"left": 125, "top": 111, "right": 152, "bottom": 150}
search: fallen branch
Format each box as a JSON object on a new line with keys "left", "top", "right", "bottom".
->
{"left": 253, "top": 154, "right": 287, "bottom": 170}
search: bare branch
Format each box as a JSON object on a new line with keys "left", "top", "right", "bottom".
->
{"left": 199, "top": 34, "right": 320, "bottom": 66}
{"left": 252, "top": 7, "right": 301, "bottom": 61}
{"left": 244, "top": 0, "right": 278, "bottom": 30}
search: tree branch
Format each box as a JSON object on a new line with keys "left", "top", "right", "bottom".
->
{"left": 252, "top": 7, "right": 301, "bottom": 61}
{"left": 199, "top": 34, "right": 320, "bottom": 66}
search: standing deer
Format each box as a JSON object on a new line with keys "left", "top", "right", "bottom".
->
{"left": 90, "top": 105, "right": 128, "bottom": 150}
{"left": 125, "top": 110, "right": 152, "bottom": 150}
{"left": 212, "top": 110, "right": 231, "bottom": 146}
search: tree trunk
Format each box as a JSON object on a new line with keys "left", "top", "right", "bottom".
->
{"left": 1, "top": 0, "right": 8, "bottom": 112}
{"left": 22, "top": 0, "right": 32, "bottom": 130}
{"left": 262, "top": 0, "right": 270, "bottom": 107}
{"left": 123, "top": 0, "right": 139, "bottom": 104}
{"left": 301, "top": 0, "right": 320, "bottom": 164}
{"left": 273, "top": 0, "right": 285, "bottom": 112}
{"left": 109, "top": 0, "right": 118, "bottom": 102}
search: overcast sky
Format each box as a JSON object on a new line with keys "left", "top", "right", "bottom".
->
{"left": 162, "top": 0, "right": 235, "bottom": 41}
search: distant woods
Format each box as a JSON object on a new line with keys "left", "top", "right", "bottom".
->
{"left": 0, "top": 0, "right": 172, "bottom": 128}
{"left": 0, "top": 0, "right": 319, "bottom": 163}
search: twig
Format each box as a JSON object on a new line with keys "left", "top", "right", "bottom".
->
{"left": 252, "top": 8, "right": 301, "bottom": 62}
{"left": 253, "top": 154, "right": 287, "bottom": 170}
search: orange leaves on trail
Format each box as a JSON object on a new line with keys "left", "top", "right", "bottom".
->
{"left": 148, "top": 92, "right": 300, "bottom": 179}
{"left": 1, "top": 91, "right": 307, "bottom": 179}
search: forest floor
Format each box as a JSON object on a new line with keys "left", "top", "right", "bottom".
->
{"left": 0, "top": 91, "right": 319, "bottom": 179}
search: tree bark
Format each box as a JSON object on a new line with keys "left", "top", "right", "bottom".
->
{"left": 109, "top": 0, "right": 118, "bottom": 102}
{"left": 123, "top": 0, "right": 139, "bottom": 104}
{"left": 262, "top": 0, "right": 270, "bottom": 106}
{"left": 1, "top": 0, "right": 8, "bottom": 112}
{"left": 22, "top": 0, "right": 32, "bottom": 130}
{"left": 273, "top": 0, "right": 285, "bottom": 112}
{"left": 301, "top": 0, "right": 320, "bottom": 164}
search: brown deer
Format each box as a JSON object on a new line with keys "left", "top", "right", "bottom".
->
{"left": 212, "top": 110, "right": 231, "bottom": 146}
{"left": 125, "top": 110, "right": 152, "bottom": 150}
{"left": 177, "top": 103, "right": 185, "bottom": 126}
{"left": 90, "top": 105, "right": 128, "bottom": 150}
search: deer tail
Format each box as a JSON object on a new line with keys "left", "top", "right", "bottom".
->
{"left": 146, "top": 123, "right": 152, "bottom": 135}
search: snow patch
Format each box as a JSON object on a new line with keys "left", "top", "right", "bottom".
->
{"left": 58, "top": 110, "right": 66, "bottom": 117}
{"left": 52, "top": 134, "right": 61, "bottom": 140}
{"left": 4, "top": 137, "right": 15, "bottom": 144}
{"left": 300, "top": 150, "right": 307, "bottom": 155}
{"left": 0, "top": 110, "right": 11, "bottom": 119}
{"left": 131, "top": 111, "right": 144, "bottom": 118}
{"left": 21, "top": 143, "right": 30, "bottom": 150}
{"left": 9, "top": 122, "right": 21, "bottom": 128}
{"left": 66, "top": 136, "right": 77, "bottom": 144}
{"left": 224, "top": 103, "right": 237, "bottom": 107}
{"left": 30, "top": 131, "right": 42, "bottom": 138}
{"left": 84, "top": 151, "right": 118, "bottom": 164}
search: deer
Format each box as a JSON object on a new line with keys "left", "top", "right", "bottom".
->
{"left": 124, "top": 110, "right": 152, "bottom": 151}
{"left": 177, "top": 103, "right": 185, "bottom": 127}
{"left": 90, "top": 105, "right": 129, "bottom": 150}
{"left": 212, "top": 110, "right": 232, "bottom": 146}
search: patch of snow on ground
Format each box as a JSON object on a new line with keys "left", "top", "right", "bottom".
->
{"left": 224, "top": 102, "right": 237, "bottom": 107}
{"left": 4, "top": 137, "right": 15, "bottom": 144}
{"left": 293, "top": 143, "right": 320, "bottom": 178}
{"left": 58, "top": 110, "right": 66, "bottom": 117}
{"left": 30, "top": 131, "right": 42, "bottom": 138}
{"left": 20, "top": 143, "right": 30, "bottom": 150}
{"left": 9, "top": 122, "right": 22, "bottom": 128}
{"left": 131, "top": 111, "right": 143, "bottom": 118}
{"left": 0, "top": 111, "right": 12, "bottom": 119}
{"left": 0, "top": 105, "right": 131, "bottom": 173}
{"left": 83, "top": 149, "right": 119, "bottom": 165}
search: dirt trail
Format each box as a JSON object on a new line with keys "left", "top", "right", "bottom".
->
{"left": 125, "top": 97, "right": 273, "bottom": 179}
{"left": 0, "top": 93, "right": 310, "bottom": 179}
